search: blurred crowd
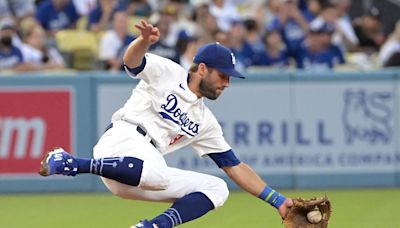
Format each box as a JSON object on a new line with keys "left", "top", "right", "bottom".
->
{"left": 1, "top": 0, "right": 400, "bottom": 74}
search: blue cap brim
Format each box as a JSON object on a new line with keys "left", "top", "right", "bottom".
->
{"left": 217, "top": 68, "right": 245, "bottom": 79}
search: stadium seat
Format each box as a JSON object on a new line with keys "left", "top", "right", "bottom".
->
{"left": 55, "top": 30, "right": 98, "bottom": 70}
{"left": 345, "top": 52, "right": 379, "bottom": 71}
{"left": 76, "top": 16, "right": 88, "bottom": 31}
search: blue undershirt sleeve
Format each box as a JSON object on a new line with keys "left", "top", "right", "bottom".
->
{"left": 207, "top": 149, "right": 241, "bottom": 168}
{"left": 124, "top": 57, "right": 146, "bottom": 75}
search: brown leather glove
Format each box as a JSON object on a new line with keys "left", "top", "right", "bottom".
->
{"left": 283, "top": 197, "right": 332, "bottom": 228}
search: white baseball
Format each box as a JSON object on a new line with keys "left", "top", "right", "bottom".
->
{"left": 307, "top": 210, "right": 322, "bottom": 224}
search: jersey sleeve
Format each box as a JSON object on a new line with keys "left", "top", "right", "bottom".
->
{"left": 208, "top": 149, "right": 241, "bottom": 168}
{"left": 124, "top": 53, "right": 184, "bottom": 87}
{"left": 191, "top": 110, "right": 231, "bottom": 157}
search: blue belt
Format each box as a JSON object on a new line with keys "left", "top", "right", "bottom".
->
{"left": 105, "top": 123, "right": 155, "bottom": 147}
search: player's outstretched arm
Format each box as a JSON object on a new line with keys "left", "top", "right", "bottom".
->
{"left": 123, "top": 20, "right": 160, "bottom": 68}
{"left": 222, "top": 162, "right": 293, "bottom": 218}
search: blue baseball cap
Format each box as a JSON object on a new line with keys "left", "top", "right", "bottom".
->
{"left": 193, "top": 42, "right": 245, "bottom": 79}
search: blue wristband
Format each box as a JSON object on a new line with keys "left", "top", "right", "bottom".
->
{"left": 259, "top": 186, "right": 286, "bottom": 209}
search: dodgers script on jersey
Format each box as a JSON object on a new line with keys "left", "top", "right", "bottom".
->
{"left": 112, "top": 53, "right": 231, "bottom": 155}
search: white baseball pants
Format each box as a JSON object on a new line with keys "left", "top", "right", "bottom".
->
{"left": 93, "top": 120, "right": 229, "bottom": 209}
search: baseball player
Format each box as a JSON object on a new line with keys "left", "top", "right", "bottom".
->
{"left": 39, "top": 20, "right": 293, "bottom": 228}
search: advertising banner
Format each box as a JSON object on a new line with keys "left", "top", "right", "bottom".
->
{"left": 292, "top": 81, "right": 397, "bottom": 174}
{"left": 0, "top": 89, "right": 74, "bottom": 176}
{"left": 96, "top": 78, "right": 399, "bottom": 178}
{"left": 166, "top": 80, "right": 398, "bottom": 176}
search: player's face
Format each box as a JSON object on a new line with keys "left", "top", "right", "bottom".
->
{"left": 199, "top": 67, "right": 230, "bottom": 100}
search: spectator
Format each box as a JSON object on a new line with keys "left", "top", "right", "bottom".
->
{"left": 333, "top": 0, "right": 359, "bottom": 52}
{"left": 73, "top": 0, "right": 97, "bottom": 16}
{"left": 302, "top": 0, "right": 321, "bottom": 22}
{"left": 226, "top": 20, "right": 256, "bottom": 71}
{"left": 316, "top": 0, "right": 338, "bottom": 24}
{"left": 308, "top": 1, "right": 338, "bottom": 42}
{"left": 310, "top": 1, "right": 355, "bottom": 53}
{"left": 148, "top": 12, "right": 179, "bottom": 62}
{"left": 36, "top": 0, "right": 80, "bottom": 36}
{"left": 176, "top": 30, "right": 199, "bottom": 70}
{"left": 164, "top": 1, "right": 198, "bottom": 49}
{"left": 209, "top": 0, "right": 241, "bottom": 32}
{"left": 210, "top": 28, "right": 228, "bottom": 46}
{"left": 240, "top": 18, "right": 270, "bottom": 67}
{"left": 124, "top": 0, "right": 153, "bottom": 17}
{"left": 0, "top": 17, "right": 23, "bottom": 48}
{"left": 243, "top": 18, "right": 265, "bottom": 55}
{"left": 99, "top": 11, "right": 136, "bottom": 71}
{"left": 0, "top": 0, "right": 35, "bottom": 22}
{"left": 255, "top": 0, "right": 282, "bottom": 33}
{"left": 268, "top": 0, "right": 310, "bottom": 58}
{"left": 0, "top": 19, "right": 27, "bottom": 71}
{"left": 352, "top": 6, "right": 385, "bottom": 52}
{"left": 192, "top": 3, "right": 219, "bottom": 44}
{"left": 239, "top": 0, "right": 271, "bottom": 27}
{"left": 254, "top": 28, "right": 289, "bottom": 68}
{"left": 378, "top": 20, "right": 400, "bottom": 67}
{"left": 295, "top": 22, "right": 345, "bottom": 70}
{"left": 19, "top": 18, "right": 65, "bottom": 71}
{"left": 88, "top": 0, "right": 126, "bottom": 33}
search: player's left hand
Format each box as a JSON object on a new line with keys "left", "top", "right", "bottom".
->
{"left": 278, "top": 198, "right": 294, "bottom": 219}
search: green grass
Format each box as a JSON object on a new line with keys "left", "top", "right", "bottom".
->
{"left": 1, "top": 189, "right": 400, "bottom": 228}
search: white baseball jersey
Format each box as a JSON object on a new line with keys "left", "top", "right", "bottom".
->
{"left": 112, "top": 53, "right": 231, "bottom": 156}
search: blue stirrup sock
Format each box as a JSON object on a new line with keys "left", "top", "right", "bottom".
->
{"left": 150, "top": 192, "right": 215, "bottom": 228}
{"left": 75, "top": 157, "right": 143, "bottom": 186}
{"left": 259, "top": 185, "right": 286, "bottom": 209}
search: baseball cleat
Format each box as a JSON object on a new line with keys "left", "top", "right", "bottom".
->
{"left": 39, "top": 147, "right": 78, "bottom": 176}
{"left": 130, "top": 220, "right": 158, "bottom": 228}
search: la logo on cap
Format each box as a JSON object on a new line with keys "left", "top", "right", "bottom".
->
{"left": 230, "top": 53, "right": 236, "bottom": 65}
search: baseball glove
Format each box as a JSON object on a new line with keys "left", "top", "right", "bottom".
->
{"left": 283, "top": 196, "right": 332, "bottom": 228}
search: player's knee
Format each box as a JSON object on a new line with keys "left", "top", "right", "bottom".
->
{"left": 138, "top": 166, "right": 171, "bottom": 190}
{"left": 204, "top": 177, "right": 229, "bottom": 208}
{"left": 215, "top": 178, "right": 230, "bottom": 206}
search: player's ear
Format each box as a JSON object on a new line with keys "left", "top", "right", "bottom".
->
{"left": 198, "top": 63, "right": 207, "bottom": 77}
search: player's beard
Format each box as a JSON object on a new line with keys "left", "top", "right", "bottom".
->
{"left": 199, "top": 73, "right": 221, "bottom": 100}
